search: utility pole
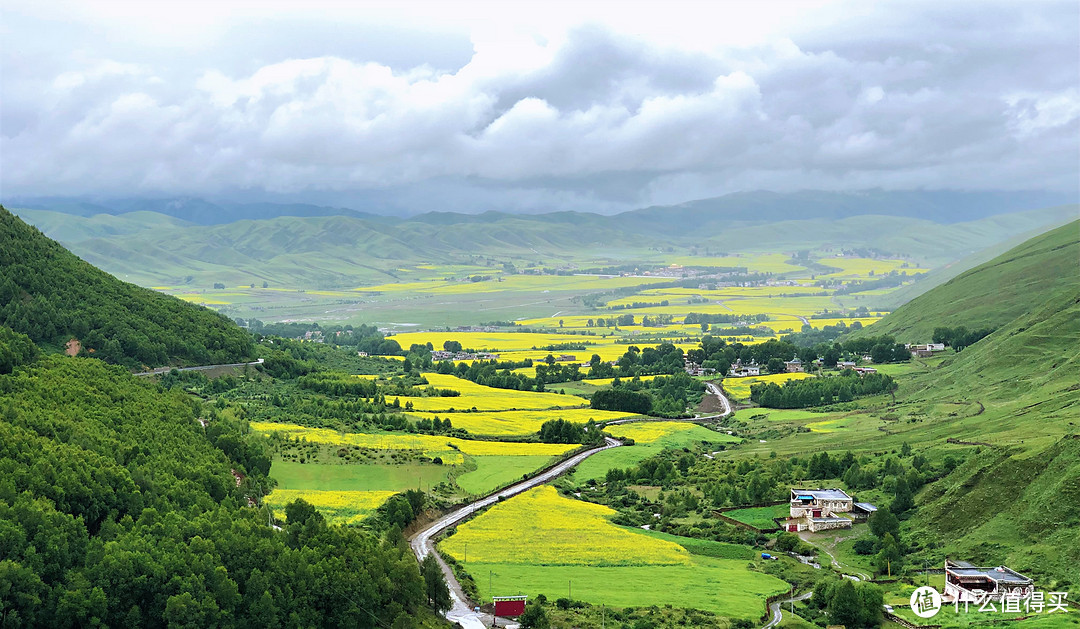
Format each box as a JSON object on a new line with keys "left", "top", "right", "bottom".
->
{"left": 464, "top": 543, "right": 467, "bottom": 563}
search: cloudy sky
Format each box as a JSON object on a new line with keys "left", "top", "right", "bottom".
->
{"left": 2, "top": 0, "right": 1077, "bottom": 214}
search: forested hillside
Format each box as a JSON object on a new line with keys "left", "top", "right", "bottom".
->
{"left": 0, "top": 206, "right": 254, "bottom": 368}
{"left": 0, "top": 332, "right": 437, "bottom": 627}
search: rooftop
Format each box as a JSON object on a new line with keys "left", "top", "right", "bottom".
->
{"left": 854, "top": 502, "right": 878, "bottom": 512}
{"left": 945, "top": 562, "right": 1032, "bottom": 584}
{"left": 792, "top": 488, "right": 852, "bottom": 501}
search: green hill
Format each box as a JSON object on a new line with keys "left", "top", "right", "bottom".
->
{"left": 0, "top": 339, "right": 435, "bottom": 627}
{"left": 850, "top": 220, "right": 1080, "bottom": 343}
{"left": 11, "top": 204, "right": 1075, "bottom": 289}
{"left": 0, "top": 206, "right": 254, "bottom": 368}
{"left": 841, "top": 224, "right": 1079, "bottom": 587}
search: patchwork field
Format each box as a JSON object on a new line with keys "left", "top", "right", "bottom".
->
{"left": 439, "top": 486, "right": 790, "bottom": 618}
{"left": 408, "top": 408, "right": 637, "bottom": 437}
{"left": 394, "top": 373, "right": 583, "bottom": 411}
{"left": 573, "top": 422, "right": 740, "bottom": 481}
{"left": 722, "top": 372, "right": 815, "bottom": 400}
{"left": 264, "top": 489, "right": 396, "bottom": 525}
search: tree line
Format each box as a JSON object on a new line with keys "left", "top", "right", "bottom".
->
{"left": 750, "top": 371, "right": 897, "bottom": 408}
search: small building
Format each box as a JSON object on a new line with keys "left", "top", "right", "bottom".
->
{"left": 784, "top": 355, "right": 804, "bottom": 373}
{"left": 852, "top": 502, "right": 878, "bottom": 521}
{"left": 911, "top": 348, "right": 934, "bottom": 358}
{"left": 944, "top": 560, "right": 1033, "bottom": 603}
{"left": 837, "top": 361, "right": 857, "bottom": 369}
{"left": 357, "top": 351, "right": 368, "bottom": 357}
{"left": 729, "top": 359, "right": 761, "bottom": 377}
{"left": 853, "top": 367, "right": 877, "bottom": 375}
{"left": 556, "top": 354, "right": 577, "bottom": 362}
{"left": 790, "top": 488, "right": 853, "bottom": 518}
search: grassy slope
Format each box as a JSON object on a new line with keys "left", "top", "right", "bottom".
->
{"left": 730, "top": 223, "right": 1080, "bottom": 590}
{"left": 849, "top": 220, "right": 1080, "bottom": 343}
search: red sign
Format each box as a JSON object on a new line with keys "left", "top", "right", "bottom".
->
{"left": 494, "top": 598, "right": 526, "bottom": 617}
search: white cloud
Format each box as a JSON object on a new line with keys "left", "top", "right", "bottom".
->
{"left": 1, "top": 0, "right": 1077, "bottom": 211}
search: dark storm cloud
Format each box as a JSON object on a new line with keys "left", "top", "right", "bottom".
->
{"left": 1, "top": 1, "right": 1076, "bottom": 213}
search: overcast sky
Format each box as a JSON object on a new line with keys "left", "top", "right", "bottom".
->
{"left": 2, "top": 0, "right": 1077, "bottom": 214}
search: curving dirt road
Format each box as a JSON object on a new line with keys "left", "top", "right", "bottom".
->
{"left": 704, "top": 381, "right": 733, "bottom": 417}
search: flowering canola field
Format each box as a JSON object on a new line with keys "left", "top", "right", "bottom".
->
{"left": 440, "top": 486, "right": 690, "bottom": 566}
{"left": 721, "top": 372, "right": 815, "bottom": 400}
{"left": 408, "top": 408, "right": 635, "bottom": 437}
{"left": 264, "top": 489, "right": 395, "bottom": 525}
{"left": 603, "top": 421, "right": 724, "bottom": 445}
{"left": 249, "top": 421, "right": 578, "bottom": 463}
{"left": 397, "top": 373, "right": 582, "bottom": 411}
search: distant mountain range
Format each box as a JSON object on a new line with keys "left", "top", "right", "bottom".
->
{"left": 8, "top": 199, "right": 1076, "bottom": 290}
{"left": 8, "top": 189, "right": 1076, "bottom": 226}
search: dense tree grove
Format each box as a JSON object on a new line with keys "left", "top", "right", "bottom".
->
{"left": 750, "top": 371, "right": 897, "bottom": 408}
{"left": 538, "top": 419, "right": 601, "bottom": 444}
{"left": 0, "top": 207, "right": 255, "bottom": 368}
{"left": 932, "top": 326, "right": 993, "bottom": 352}
{"left": 0, "top": 348, "right": 436, "bottom": 627}
{"left": 0, "top": 327, "right": 38, "bottom": 375}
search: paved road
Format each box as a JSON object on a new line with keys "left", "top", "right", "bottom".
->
{"left": 133, "top": 358, "right": 264, "bottom": 377}
{"left": 764, "top": 591, "right": 813, "bottom": 629}
{"left": 409, "top": 437, "right": 623, "bottom": 628}
{"left": 408, "top": 381, "right": 734, "bottom": 627}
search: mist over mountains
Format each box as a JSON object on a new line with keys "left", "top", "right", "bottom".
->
{"left": 8, "top": 189, "right": 1076, "bottom": 226}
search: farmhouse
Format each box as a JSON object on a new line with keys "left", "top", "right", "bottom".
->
{"left": 907, "top": 342, "right": 946, "bottom": 358}
{"left": 837, "top": 361, "right": 857, "bottom": 369}
{"left": 556, "top": 354, "right": 577, "bottom": 362}
{"left": 784, "top": 355, "right": 804, "bottom": 373}
{"left": 786, "top": 488, "right": 860, "bottom": 532}
{"left": 357, "top": 351, "right": 368, "bottom": 357}
{"left": 729, "top": 359, "right": 761, "bottom": 377}
{"left": 853, "top": 367, "right": 877, "bottom": 375}
{"left": 943, "top": 560, "right": 1033, "bottom": 603}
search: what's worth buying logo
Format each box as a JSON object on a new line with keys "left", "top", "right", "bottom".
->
{"left": 910, "top": 586, "right": 942, "bottom": 618}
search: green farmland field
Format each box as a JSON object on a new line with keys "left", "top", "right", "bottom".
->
{"left": 465, "top": 557, "right": 788, "bottom": 620}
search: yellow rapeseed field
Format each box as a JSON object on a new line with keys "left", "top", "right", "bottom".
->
{"left": 249, "top": 422, "right": 578, "bottom": 460}
{"left": 721, "top": 372, "right": 815, "bottom": 400}
{"left": 396, "top": 373, "right": 583, "bottom": 412}
{"left": 264, "top": 489, "right": 395, "bottom": 525}
{"left": 602, "top": 421, "right": 705, "bottom": 444}
{"left": 408, "top": 408, "right": 636, "bottom": 436}
{"left": 439, "top": 486, "right": 690, "bottom": 566}
{"left": 816, "top": 257, "right": 928, "bottom": 279}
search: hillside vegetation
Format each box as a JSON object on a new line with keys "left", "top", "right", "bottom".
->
{"left": 0, "top": 341, "right": 438, "bottom": 627}
{"left": 0, "top": 206, "right": 254, "bottom": 368}
{"left": 849, "top": 220, "right": 1080, "bottom": 343}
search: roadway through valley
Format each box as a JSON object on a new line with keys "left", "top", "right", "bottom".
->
{"left": 407, "top": 383, "right": 735, "bottom": 628}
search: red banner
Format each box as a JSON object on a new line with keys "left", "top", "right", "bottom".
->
{"left": 494, "top": 599, "right": 526, "bottom": 617}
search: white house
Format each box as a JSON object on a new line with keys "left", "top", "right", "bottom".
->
{"left": 944, "top": 560, "right": 1033, "bottom": 603}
